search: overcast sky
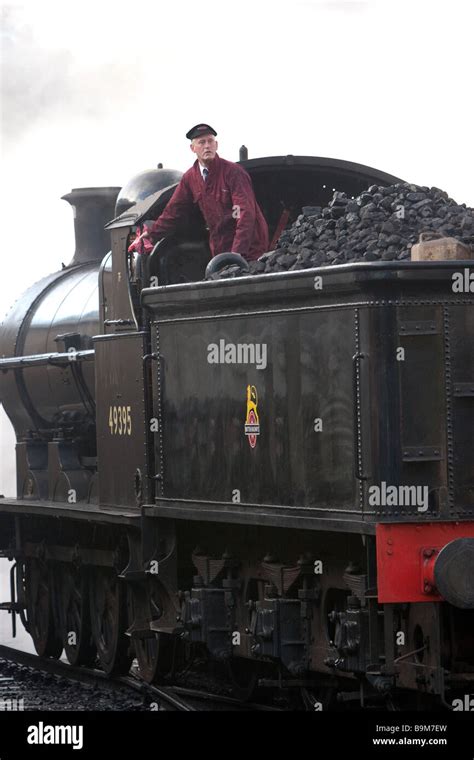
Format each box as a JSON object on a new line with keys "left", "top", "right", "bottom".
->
{"left": 0, "top": 0, "right": 473, "bottom": 494}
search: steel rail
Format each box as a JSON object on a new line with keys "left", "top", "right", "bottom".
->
{"left": 0, "top": 644, "right": 194, "bottom": 712}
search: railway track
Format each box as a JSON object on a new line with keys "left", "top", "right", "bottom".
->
{"left": 0, "top": 645, "right": 281, "bottom": 711}
{"left": 0, "top": 644, "right": 193, "bottom": 711}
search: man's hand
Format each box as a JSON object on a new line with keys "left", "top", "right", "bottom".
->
{"left": 128, "top": 226, "right": 154, "bottom": 255}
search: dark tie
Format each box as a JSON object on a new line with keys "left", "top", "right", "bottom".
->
{"left": 203, "top": 168, "right": 209, "bottom": 181}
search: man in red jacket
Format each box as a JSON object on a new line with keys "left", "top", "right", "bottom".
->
{"left": 134, "top": 124, "right": 269, "bottom": 262}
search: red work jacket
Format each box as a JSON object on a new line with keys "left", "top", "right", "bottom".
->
{"left": 150, "top": 154, "right": 269, "bottom": 261}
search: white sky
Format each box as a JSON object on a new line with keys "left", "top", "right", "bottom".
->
{"left": 0, "top": 0, "right": 473, "bottom": 494}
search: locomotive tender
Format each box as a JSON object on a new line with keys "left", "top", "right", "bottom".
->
{"left": 0, "top": 154, "right": 473, "bottom": 707}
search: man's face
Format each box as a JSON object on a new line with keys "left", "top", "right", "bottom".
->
{"left": 191, "top": 134, "right": 218, "bottom": 163}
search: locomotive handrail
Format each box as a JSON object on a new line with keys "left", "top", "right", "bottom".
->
{"left": 0, "top": 349, "right": 95, "bottom": 371}
{"left": 103, "top": 319, "right": 135, "bottom": 326}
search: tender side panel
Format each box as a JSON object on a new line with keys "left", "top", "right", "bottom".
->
{"left": 396, "top": 304, "right": 447, "bottom": 517}
{"left": 449, "top": 303, "right": 474, "bottom": 514}
{"left": 153, "top": 307, "right": 358, "bottom": 511}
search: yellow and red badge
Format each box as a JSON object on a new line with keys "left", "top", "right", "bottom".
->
{"left": 244, "top": 385, "right": 260, "bottom": 449}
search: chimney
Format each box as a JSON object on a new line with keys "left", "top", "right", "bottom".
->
{"left": 61, "top": 186, "right": 121, "bottom": 267}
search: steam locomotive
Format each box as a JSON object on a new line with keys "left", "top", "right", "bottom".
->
{"left": 0, "top": 153, "right": 473, "bottom": 709}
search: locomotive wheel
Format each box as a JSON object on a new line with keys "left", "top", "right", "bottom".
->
{"left": 89, "top": 568, "right": 132, "bottom": 675}
{"left": 129, "top": 579, "right": 175, "bottom": 683}
{"left": 134, "top": 633, "right": 175, "bottom": 684}
{"left": 60, "top": 566, "right": 96, "bottom": 667}
{"left": 24, "top": 558, "right": 63, "bottom": 659}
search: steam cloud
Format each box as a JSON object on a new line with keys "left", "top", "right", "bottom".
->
{"left": 1, "top": 6, "right": 138, "bottom": 146}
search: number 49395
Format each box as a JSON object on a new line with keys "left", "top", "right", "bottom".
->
{"left": 108, "top": 404, "right": 132, "bottom": 435}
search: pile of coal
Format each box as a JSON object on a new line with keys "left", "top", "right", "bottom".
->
{"left": 209, "top": 182, "right": 473, "bottom": 279}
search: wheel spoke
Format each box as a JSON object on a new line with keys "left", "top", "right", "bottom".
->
{"left": 129, "top": 579, "right": 176, "bottom": 684}
{"left": 57, "top": 566, "right": 96, "bottom": 667}
{"left": 24, "top": 559, "right": 62, "bottom": 659}
{"left": 89, "top": 567, "right": 131, "bottom": 675}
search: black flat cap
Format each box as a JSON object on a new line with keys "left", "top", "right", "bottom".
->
{"left": 186, "top": 123, "right": 217, "bottom": 140}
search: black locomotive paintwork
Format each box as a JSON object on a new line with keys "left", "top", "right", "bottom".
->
{"left": 93, "top": 331, "right": 150, "bottom": 509}
{"left": 1, "top": 155, "right": 473, "bottom": 703}
{"left": 141, "top": 261, "right": 474, "bottom": 526}
{"left": 0, "top": 185, "right": 118, "bottom": 441}
{"left": 149, "top": 290, "right": 357, "bottom": 510}
{"left": 63, "top": 187, "right": 121, "bottom": 267}
{"left": 114, "top": 168, "right": 183, "bottom": 218}
{"left": 0, "top": 266, "right": 98, "bottom": 438}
